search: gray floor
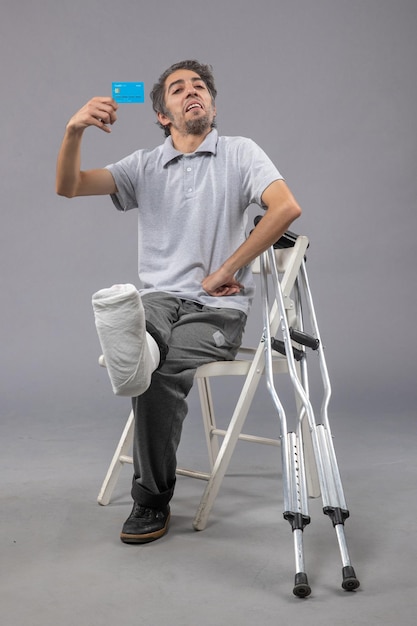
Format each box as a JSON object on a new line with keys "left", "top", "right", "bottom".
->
{"left": 2, "top": 388, "right": 417, "bottom": 626}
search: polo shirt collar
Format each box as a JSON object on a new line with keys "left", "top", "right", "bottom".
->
{"left": 161, "top": 128, "right": 218, "bottom": 166}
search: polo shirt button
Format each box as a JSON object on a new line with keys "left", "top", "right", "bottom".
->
{"left": 188, "top": 187, "right": 193, "bottom": 192}
{"left": 186, "top": 167, "right": 192, "bottom": 172}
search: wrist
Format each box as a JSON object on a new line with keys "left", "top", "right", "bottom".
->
{"left": 221, "top": 259, "right": 239, "bottom": 277}
{"left": 65, "top": 121, "right": 85, "bottom": 137}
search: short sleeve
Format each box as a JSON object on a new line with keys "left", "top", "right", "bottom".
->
{"left": 105, "top": 152, "right": 140, "bottom": 212}
{"left": 237, "top": 138, "right": 283, "bottom": 207}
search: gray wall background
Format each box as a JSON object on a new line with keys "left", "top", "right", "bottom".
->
{"left": 1, "top": 0, "right": 416, "bottom": 421}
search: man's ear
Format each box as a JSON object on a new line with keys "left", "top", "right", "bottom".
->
{"left": 157, "top": 111, "right": 171, "bottom": 129}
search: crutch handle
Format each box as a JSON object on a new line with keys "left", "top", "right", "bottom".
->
{"left": 289, "top": 327, "right": 320, "bottom": 350}
{"left": 271, "top": 338, "right": 305, "bottom": 362}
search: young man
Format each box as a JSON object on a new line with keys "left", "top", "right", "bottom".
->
{"left": 56, "top": 60, "right": 301, "bottom": 544}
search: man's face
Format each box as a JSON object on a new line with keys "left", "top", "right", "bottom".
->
{"left": 157, "top": 68, "right": 216, "bottom": 137}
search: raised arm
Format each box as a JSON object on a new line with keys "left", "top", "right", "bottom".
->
{"left": 56, "top": 97, "right": 119, "bottom": 198}
{"left": 202, "top": 179, "right": 302, "bottom": 296}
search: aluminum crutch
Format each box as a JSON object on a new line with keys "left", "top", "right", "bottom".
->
{"left": 260, "top": 250, "right": 312, "bottom": 598}
{"left": 297, "top": 259, "right": 360, "bottom": 592}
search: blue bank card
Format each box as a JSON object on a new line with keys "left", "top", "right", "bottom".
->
{"left": 112, "top": 82, "right": 145, "bottom": 103}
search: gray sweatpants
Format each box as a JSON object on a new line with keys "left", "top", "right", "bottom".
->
{"left": 131, "top": 292, "right": 247, "bottom": 509}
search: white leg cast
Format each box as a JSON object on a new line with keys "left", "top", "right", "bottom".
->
{"left": 92, "top": 284, "right": 159, "bottom": 397}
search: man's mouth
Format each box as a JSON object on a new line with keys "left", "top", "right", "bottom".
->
{"left": 185, "top": 102, "right": 203, "bottom": 112}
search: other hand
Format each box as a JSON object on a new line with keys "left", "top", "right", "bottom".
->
{"left": 202, "top": 268, "right": 244, "bottom": 297}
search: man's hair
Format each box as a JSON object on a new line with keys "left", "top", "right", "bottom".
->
{"left": 150, "top": 60, "right": 217, "bottom": 137}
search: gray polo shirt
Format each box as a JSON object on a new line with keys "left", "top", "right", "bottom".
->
{"left": 106, "top": 129, "right": 282, "bottom": 314}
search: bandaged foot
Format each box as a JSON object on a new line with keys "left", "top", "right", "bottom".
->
{"left": 92, "top": 284, "right": 160, "bottom": 397}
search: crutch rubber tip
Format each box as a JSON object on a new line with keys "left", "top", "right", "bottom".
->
{"left": 293, "top": 572, "right": 311, "bottom": 598}
{"left": 342, "top": 566, "right": 360, "bottom": 591}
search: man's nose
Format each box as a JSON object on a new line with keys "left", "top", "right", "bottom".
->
{"left": 185, "top": 82, "right": 198, "bottom": 96}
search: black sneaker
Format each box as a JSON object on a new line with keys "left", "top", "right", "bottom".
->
{"left": 120, "top": 503, "right": 170, "bottom": 544}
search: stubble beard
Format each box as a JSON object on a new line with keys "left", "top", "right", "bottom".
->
{"left": 165, "top": 107, "right": 215, "bottom": 137}
{"left": 184, "top": 113, "right": 212, "bottom": 135}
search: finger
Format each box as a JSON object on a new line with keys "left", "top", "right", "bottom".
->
{"left": 103, "top": 103, "right": 118, "bottom": 124}
{"left": 96, "top": 107, "right": 117, "bottom": 125}
{"left": 210, "top": 286, "right": 238, "bottom": 297}
{"left": 91, "top": 96, "right": 118, "bottom": 110}
{"left": 98, "top": 119, "right": 112, "bottom": 133}
{"left": 88, "top": 115, "right": 112, "bottom": 133}
{"left": 88, "top": 98, "right": 118, "bottom": 124}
